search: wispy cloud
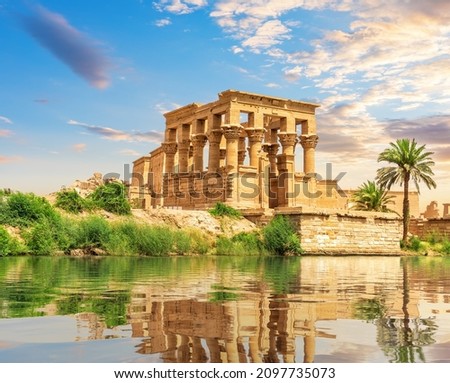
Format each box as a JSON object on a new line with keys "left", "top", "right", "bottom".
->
{"left": 68, "top": 120, "right": 163, "bottom": 143}
{"left": 0, "top": 155, "right": 22, "bottom": 164}
{"left": 155, "top": 18, "right": 172, "bottom": 27}
{"left": 0, "top": 129, "right": 13, "bottom": 137}
{"left": 155, "top": 102, "right": 182, "bottom": 114}
{"left": 72, "top": 143, "right": 87, "bottom": 152}
{"left": 0, "top": 116, "right": 12, "bottom": 124}
{"left": 154, "top": 0, "right": 207, "bottom": 15}
{"left": 120, "top": 149, "right": 141, "bottom": 156}
{"left": 18, "top": 5, "right": 111, "bottom": 89}
{"left": 34, "top": 99, "right": 49, "bottom": 104}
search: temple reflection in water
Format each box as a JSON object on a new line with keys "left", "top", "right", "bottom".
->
{"left": 5, "top": 255, "right": 446, "bottom": 362}
{"left": 108, "top": 257, "right": 446, "bottom": 363}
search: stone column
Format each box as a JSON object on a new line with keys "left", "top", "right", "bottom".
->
{"left": 238, "top": 136, "right": 246, "bottom": 165}
{"left": 278, "top": 133, "right": 298, "bottom": 207}
{"left": 191, "top": 134, "right": 207, "bottom": 172}
{"left": 246, "top": 128, "right": 265, "bottom": 168}
{"left": 178, "top": 139, "right": 190, "bottom": 173}
{"left": 299, "top": 134, "right": 319, "bottom": 175}
{"left": 207, "top": 129, "right": 222, "bottom": 172}
{"left": 161, "top": 142, "right": 177, "bottom": 174}
{"left": 262, "top": 143, "right": 279, "bottom": 175}
{"left": 223, "top": 124, "right": 243, "bottom": 172}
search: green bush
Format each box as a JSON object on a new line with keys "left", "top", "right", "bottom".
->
{"left": 0, "top": 227, "right": 26, "bottom": 256}
{"left": 88, "top": 182, "right": 130, "bottom": 215}
{"left": 76, "top": 216, "right": 112, "bottom": 250}
{"left": 441, "top": 239, "right": 450, "bottom": 255}
{"left": 216, "top": 231, "right": 266, "bottom": 256}
{"left": 0, "top": 192, "right": 59, "bottom": 227}
{"left": 209, "top": 202, "right": 241, "bottom": 218}
{"left": 24, "top": 220, "right": 58, "bottom": 255}
{"left": 408, "top": 236, "right": 424, "bottom": 252}
{"left": 263, "top": 215, "right": 303, "bottom": 256}
{"left": 55, "top": 190, "right": 86, "bottom": 214}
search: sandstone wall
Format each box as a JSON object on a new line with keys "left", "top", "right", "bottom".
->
{"left": 272, "top": 208, "right": 401, "bottom": 255}
{"left": 409, "top": 218, "right": 450, "bottom": 238}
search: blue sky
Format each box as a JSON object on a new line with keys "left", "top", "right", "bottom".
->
{"left": 1, "top": 0, "right": 449, "bottom": 211}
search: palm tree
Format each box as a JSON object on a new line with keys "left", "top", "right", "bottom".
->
{"left": 376, "top": 138, "right": 436, "bottom": 243}
{"left": 351, "top": 180, "right": 396, "bottom": 212}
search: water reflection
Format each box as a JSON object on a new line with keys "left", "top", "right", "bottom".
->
{"left": 0, "top": 256, "right": 450, "bottom": 362}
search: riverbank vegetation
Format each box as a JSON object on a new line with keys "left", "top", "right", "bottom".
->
{"left": 404, "top": 234, "right": 450, "bottom": 256}
{"left": 1, "top": 189, "right": 302, "bottom": 257}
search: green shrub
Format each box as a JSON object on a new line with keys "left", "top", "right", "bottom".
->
{"left": 441, "top": 239, "right": 450, "bottom": 255}
{"left": 88, "top": 182, "right": 130, "bottom": 215}
{"left": 209, "top": 202, "right": 241, "bottom": 218}
{"left": 0, "top": 227, "right": 25, "bottom": 256}
{"left": 263, "top": 215, "right": 303, "bottom": 256}
{"left": 0, "top": 192, "right": 59, "bottom": 227}
{"left": 24, "top": 220, "right": 58, "bottom": 255}
{"left": 55, "top": 190, "right": 86, "bottom": 214}
{"left": 76, "top": 216, "right": 112, "bottom": 250}
{"left": 408, "top": 236, "right": 424, "bottom": 252}
{"left": 425, "top": 231, "right": 441, "bottom": 245}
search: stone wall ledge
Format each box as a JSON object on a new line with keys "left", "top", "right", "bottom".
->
{"left": 303, "top": 251, "right": 403, "bottom": 256}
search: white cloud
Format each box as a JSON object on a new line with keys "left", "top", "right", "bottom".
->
{"left": 283, "top": 65, "right": 302, "bottom": 82}
{"left": 231, "top": 45, "right": 244, "bottom": 54}
{"left": 154, "top": 0, "right": 207, "bottom": 15}
{"left": 242, "top": 19, "right": 291, "bottom": 52}
{"left": 155, "top": 18, "right": 172, "bottom": 27}
{"left": 155, "top": 102, "right": 182, "bottom": 114}
{"left": 120, "top": 149, "right": 141, "bottom": 156}
{"left": 0, "top": 116, "right": 12, "bottom": 124}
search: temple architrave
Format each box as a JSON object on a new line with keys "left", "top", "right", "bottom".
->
{"left": 131, "top": 90, "right": 344, "bottom": 210}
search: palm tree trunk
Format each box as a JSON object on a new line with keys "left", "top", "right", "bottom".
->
{"left": 402, "top": 174, "right": 410, "bottom": 244}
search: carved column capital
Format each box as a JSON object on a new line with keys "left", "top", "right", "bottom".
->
{"left": 178, "top": 139, "right": 191, "bottom": 151}
{"left": 278, "top": 132, "right": 298, "bottom": 148}
{"left": 246, "top": 127, "right": 265, "bottom": 143}
{"left": 299, "top": 134, "right": 319, "bottom": 149}
{"left": 191, "top": 134, "right": 207, "bottom": 148}
{"left": 262, "top": 143, "right": 279, "bottom": 156}
{"left": 161, "top": 142, "right": 177, "bottom": 155}
{"left": 207, "top": 129, "right": 223, "bottom": 144}
{"left": 222, "top": 124, "right": 244, "bottom": 140}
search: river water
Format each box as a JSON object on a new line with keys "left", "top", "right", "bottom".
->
{"left": 0, "top": 255, "right": 449, "bottom": 363}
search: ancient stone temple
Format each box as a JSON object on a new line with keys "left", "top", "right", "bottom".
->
{"left": 130, "top": 90, "right": 340, "bottom": 210}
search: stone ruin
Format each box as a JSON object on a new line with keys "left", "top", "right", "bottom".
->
{"left": 130, "top": 89, "right": 345, "bottom": 210}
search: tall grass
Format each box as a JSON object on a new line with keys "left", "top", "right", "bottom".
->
{"left": 263, "top": 215, "right": 303, "bottom": 256}
{"left": 209, "top": 202, "right": 241, "bottom": 218}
